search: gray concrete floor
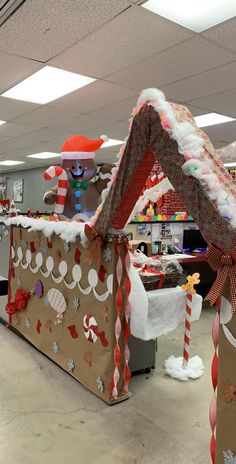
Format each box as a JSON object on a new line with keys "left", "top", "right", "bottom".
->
{"left": 0, "top": 306, "right": 214, "bottom": 464}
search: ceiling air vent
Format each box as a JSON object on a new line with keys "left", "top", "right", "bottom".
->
{"left": 0, "top": 0, "right": 26, "bottom": 27}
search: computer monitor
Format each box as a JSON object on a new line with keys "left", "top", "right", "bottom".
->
{"left": 183, "top": 229, "right": 207, "bottom": 251}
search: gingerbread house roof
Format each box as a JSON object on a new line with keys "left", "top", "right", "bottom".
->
{"left": 93, "top": 88, "right": 236, "bottom": 252}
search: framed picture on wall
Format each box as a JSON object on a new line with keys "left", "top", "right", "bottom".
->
{"left": 0, "top": 177, "right": 7, "bottom": 199}
{"left": 13, "top": 178, "right": 24, "bottom": 203}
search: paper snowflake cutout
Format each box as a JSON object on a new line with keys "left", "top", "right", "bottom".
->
{"left": 52, "top": 341, "right": 59, "bottom": 353}
{"left": 68, "top": 358, "right": 75, "bottom": 372}
{"left": 22, "top": 239, "right": 28, "bottom": 250}
{"left": 223, "top": 450, "right": 236, "bottom": 464}
{"left": 16, "top": 277, "right": 22, "bottom": 288}
{"left": 40, "top": 245, "right": 48, "bottom": 256}
{"left": 43, "top": 296, "right": 49, "bottom": 307}
{"left": 25, "top": 318, "right": 30, "bottom": 329}
{"left": 64, "top": 241, "right": 70, "bottom": 253}
{"left": 96, "top": 377, "right": 104, "bottom": 393}
{"left": 103, "top": 248, "right": 112, "bottom": 263}
{"left": 73, "top": 297, "right": 80, "bottom": 311}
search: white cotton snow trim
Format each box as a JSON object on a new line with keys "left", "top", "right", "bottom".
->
{"left": 4, "top": 216, "right": 88, "bottom": 245}
{"left": 128, "top": 177, "right": 174, "bottom": 223}
{"left": 138, "top": 88, "right": 236, "bottom": 229}
{"left": 165, "top": 355, "right": 204, "bottom": 381}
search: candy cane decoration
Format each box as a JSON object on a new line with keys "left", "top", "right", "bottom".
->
{"left": 44, "top": 166, "right": 68, "bottom": 214}
{"left": 181, "top": 273, "right": 200, "bottom": 369}
{"left": 183, "top": 291, "right": 192, "bottom": 368}
{"left": 83, "top": 314, "right": 108, "bottom": 347}
{"left": 165, "top": 272, "right": 203, "bottom": 381}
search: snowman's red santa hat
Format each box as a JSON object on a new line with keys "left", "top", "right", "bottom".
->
{"left": 61, "top": 134, "right": 109, "bottom": 160}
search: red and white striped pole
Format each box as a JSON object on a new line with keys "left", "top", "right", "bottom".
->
{"left": 183, "top": 291, "right": 193, "bottom": 369}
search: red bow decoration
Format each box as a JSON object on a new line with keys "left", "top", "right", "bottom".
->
{"left": 84, "top": 224, "right": 103, "bottom": 269}
{"left": 206, "top": 245, "right": 236, "bottom": 312}
{"left": 141, "top": 265, "right": 164, "bottom": 289}
{"left": 6, "top": 288, "right": 32, "bottom": 316}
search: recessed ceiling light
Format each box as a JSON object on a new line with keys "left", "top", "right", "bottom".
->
{"left": 27, "top": 152, "right": 60, "bottom": 159}
{"left": 101, "top": 139, "right": 124, "bottom": 148}
{"left": 194, "top": 113, "right": 235, "bottom": 128}
{"left": 1, "top": 66, "right": 96, "bottom": 104}
{"left": 0, "top": 160, "right": 25, "bottom": 166}
{"left": 224, "top": 162, "right": 236, "bottom": 167}
{"left": 141, "top": 0, "right": 236, "bottom": 32}
{"left": 0, "top": 120, "right": 6, "bottom": 126}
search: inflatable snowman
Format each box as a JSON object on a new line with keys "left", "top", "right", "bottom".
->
{"left": 43, "top": 135, "right": 111, "bottom": 221}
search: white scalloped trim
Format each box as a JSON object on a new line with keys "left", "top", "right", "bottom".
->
{"left": 12, "top": 245, "right": 113, "bottom": 301}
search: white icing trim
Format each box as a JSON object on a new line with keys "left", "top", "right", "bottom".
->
{"left": 128, "top": 176, "right": 174, "bottom": 222}
{"left": 5, "top": 216, "right": 86, "bottom": 244}
{"left": 12, "top": 246, "right": 113, "bottom": 301}
{"left": 223, "top": 324, "right": 236, "bottom": 348}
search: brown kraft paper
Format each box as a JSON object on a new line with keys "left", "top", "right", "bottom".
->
{"left": 216, "top": 281, "right": 236, "bottom": 463}
{"left": 8, "top": 226, "right": 131, "bottom": 405}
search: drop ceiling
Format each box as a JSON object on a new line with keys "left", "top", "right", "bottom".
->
{"left": 0, "top": 0, "right": 236, "bottom": 171}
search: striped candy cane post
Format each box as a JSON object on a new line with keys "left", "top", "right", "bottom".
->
{"left": 123, "top": 240, "right": 131, "bottom": 394}
{"left": 110, "top": 241, "right": 123, "bottom": 400}
{"left": 183, "top": 291, "right": 192, "bottom": 369}
{"left": 209, "top": 306, "right": 219, "bottom": 464}
{"left": 44, "top": 166, "right": 68, "bottom": 214}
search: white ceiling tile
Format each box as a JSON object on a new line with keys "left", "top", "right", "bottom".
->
{"left": 107, "top": 37, "right": 235, "bottom": 89}
{"left": 51, "top": 6, "right": 193, "bottom": 78}
{"left": 0, "top": 0, "right": 130, "bottom": 62}
{"left": 50, "top": 80, "right": 137, "bottom": 113}
{"left": 86, "top": 120, "right": 129, "bottom": 140}
{"left": 51, "top": 114, "right": 116, "bottom": 134}
{"left": 184, "top": 104, "right": 209, "bottom": 117}
{"left": 203, "top": 121, "right": 236, "bottom": 144}
{"left": 91, "top": 95, "right": 138, "bottom": 120}
{"left": 0, "top": 122, "right": 38, "bottom": 138}
{"left": 214, "top": 141, "right": 229, "bottom": 149}
{"left": 0, "top": 97, "right": 40, "bottom": 121}
{"left": 187, "top": 89, "right": 236, "bottom": 113}
{"left": 0, "top": 137, "right": 37, "bottom": 154}
{"left": 20, "top": 127, "right": 66, "bottom": 143}
{"left": 96, "top": 149, "right": 118, "bottom": 164}
{"left": 0, "top": 51, "right": 42, "bottom": 94}
{"left": 161, "top": 61, "right": 236, "bottom": 102}
{"left": 13, "top": 105, "right": 81, "bottom": 127}
{"left": 203, "top": 17, "right": 236, "bottom": 53}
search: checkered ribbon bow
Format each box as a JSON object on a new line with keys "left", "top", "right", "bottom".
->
{"left": 206, "top": 245, "right": 236, "bottom": 312}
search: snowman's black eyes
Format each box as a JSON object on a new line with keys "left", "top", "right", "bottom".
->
{"left": 72, "top": 166, "right": 75, "bottom": 169}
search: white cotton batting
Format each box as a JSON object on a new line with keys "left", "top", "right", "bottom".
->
{"left": 165, "top": 355, "right": 204, "bottom": 381}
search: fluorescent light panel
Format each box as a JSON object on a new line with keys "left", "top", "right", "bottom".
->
{"left": 1, "top": 66, "right": 96, "bottom": 104}
{"left": 0, "top": 160, "right": 25, "bottom": 166}
{"left": 27, "top": 152, "right": 60, "bottom": 159}
{"left": 102, "top": 139, "right": 124, "bottom": 148}
{"left": 194, "top": 113, "right": 235, "bottom": 128}
{"left": 141, "top": 0, "right": 236, "bottom": 32}
{"left": 0, "top": 120, "right": 6, "bottom": 126}
{"left": 224, "top": 162, "right": 236, "bottom": 167}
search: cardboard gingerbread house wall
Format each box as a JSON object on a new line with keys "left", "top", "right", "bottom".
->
{"left": 8, "top": 226, "right": 131, "bottom": 405}
{"left": 5, "top": 88, "right": 236, "bottom": 463}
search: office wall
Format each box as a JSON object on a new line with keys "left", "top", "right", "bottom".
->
{"left": 1, "top": 166, "right": 55, "bottom": 212}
